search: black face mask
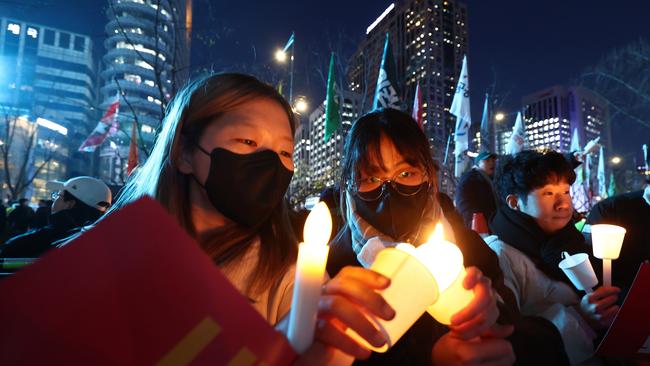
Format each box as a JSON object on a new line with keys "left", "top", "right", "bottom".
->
{"left": 195, "top": 147, "right": 293, "bottom": 228}
{"left": 353, "top": 182, "right": 430, "bottom": 241}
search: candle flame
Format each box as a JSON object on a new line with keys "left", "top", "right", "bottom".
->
{"left": 429, "top": 222, "right": 444, "bottom": 243}
{"left": 303, "top": 201, "right": 332, "bottom": 247}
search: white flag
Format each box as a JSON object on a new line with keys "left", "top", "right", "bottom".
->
{"left": 597, "top": 146, "right": 607, "bottom": 199}
{"left": 450, "top": 55, "right": 471, "bottom": 177}
{"left": 570, "top": 128, "right": 581, "bottom": 152}
{"left": 506, "top": 112, "right": 525, "bottom": 155}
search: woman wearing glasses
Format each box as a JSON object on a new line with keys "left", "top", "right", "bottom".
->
{"left": 326, "top": 108, "right": 570, "bottom": 365}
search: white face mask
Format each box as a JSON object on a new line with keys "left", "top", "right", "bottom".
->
{"left": 643, "top": 185, "right": 650, "bottom": 206}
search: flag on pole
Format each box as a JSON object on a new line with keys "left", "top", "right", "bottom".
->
{"left": 505, "top": 112, "right": 525, "bottom": 155}
{"left": 412, "top": 80, "right": 423, "bottom": 129}
{"left": 479, "top": 93, "right": 491, "bottom": 152}
{"left": 79, "top": 98, "right": 120, "bottom": 152}
{"left": 597, "top": 146, "right": 607, "bottom": 199}
{"left": 571, "top": 169, "right": 590, "bottom": 213}
{"left": 324, "top": 53, "right": 341, "bottom": 142}
{"left": 450, "top": 55, "right": 471, "bottom": 177}
{"left": 569, "top": 131, "right": 589, "bottom": 212}
{"left": 283, "top": 32, "right": 295, "bottom": 52}
{"left": 373, "top": 33, "right": 400, "bottom": 110}
{"left": 607, "top": 172, "right": 617, "bottom": 197}
{"left": 277, "top": 80, "right": 283, "bottom": 96}
{"left": 584, "top": 152, "right": 593, "bottom": 198}
{"left": 570, "top": 128, "right": 581, "bottom": 153}
{"left": 127, "top": 122, "right": 139, "bottom": 176}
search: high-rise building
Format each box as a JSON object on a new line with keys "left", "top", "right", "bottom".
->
{"left": 289, "top": 91, "right": 361, "bottom": 206}
{"left": 0, "top": 17, "right": 95, "bottom": 200}
{"left": 347, "top": 0, "right": 468, "bottom": 158}
{"left": 99, "top": 0, "right": 191, "bottom": 184}
{"left": 522, "top": 85, "right": 611, "bottom": 153}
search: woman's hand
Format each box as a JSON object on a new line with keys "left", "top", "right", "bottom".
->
{"left": 310, "top": 266, "right": 395, "bottom": 361}
{"left": 432, "top": 329, "right": 515, "bottom": 366}
{"left": 579, "top": 286, "right": 620, "bottom": 329}
{"left": 448, "top": 267, "right": 500, "bottom": 340}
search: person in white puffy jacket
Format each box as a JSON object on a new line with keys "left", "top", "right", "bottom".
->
{"left": 485, "top": 150, "right": 620, "bottom": 365}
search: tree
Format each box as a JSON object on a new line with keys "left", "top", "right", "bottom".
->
{"left": 0, "top": 106, "right": 57, "bottom": 200}
{"left": 575, "top": 39, "right": 650, "bottom": 129}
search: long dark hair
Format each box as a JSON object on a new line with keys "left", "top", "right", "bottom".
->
{"left": 340, "top": 108, "right": 438, "bottom": 194}
{"left": 338, "top": 108, "right": 440, "bottom": 226}
{"left": 107, "top": 73, "right": 298, "bottom": 297}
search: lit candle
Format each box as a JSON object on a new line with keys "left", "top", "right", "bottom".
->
{"left": 417, "top": 223, "right": 475, "bottom": 325}
{"left": 591, "top": 224, "right": 626, "bottom": 287}
{"left": 345, "top": 243, "right": 440, "bottom": 352}
{"left": 344, "top": 222, "right": 476, "bottom": 352}
{"left": 287, "top": 201, "right": 332, "bottom": 353}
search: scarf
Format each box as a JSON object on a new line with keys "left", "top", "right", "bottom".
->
{"left": 490, "top": 207, "right": 594, "bottom": 292}
{"left": 346, "top": 190, "right": 455, "bottom": 267}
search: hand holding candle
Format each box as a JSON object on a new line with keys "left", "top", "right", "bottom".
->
{"left": 344, "top": 222, "right": 490, "bottom": 351}
{"left": 418, "top": 223, "right": 475, "bottom": 325}
{"left": 287, "top": 201, "right": 332, "bottom": 353}
{"left": 590, "top": 224, "right": 626, "bottom": 287}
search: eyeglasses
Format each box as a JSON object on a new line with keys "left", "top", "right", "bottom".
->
{"left": 350, "top": 170, "right": 428, "bottom": 201}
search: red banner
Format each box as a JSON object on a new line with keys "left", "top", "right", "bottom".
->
{"left": 597, "top": 262, "right": 650, "bottom": 361}
{"left": 0, "top": 197, "right": 297, "bottom": 365}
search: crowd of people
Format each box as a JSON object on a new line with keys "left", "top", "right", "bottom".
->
{"left": 1, "top": 72, "right": 648, "bottom": 365}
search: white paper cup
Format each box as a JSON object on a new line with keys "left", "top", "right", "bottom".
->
{"left": 591, "top": 224, "right": 626, "bottom": 259}
{"left": 558, "top": 252, "right": 598, "bottom": 292}
{"left": 345, "top": 248, "right": 439, "bottom": 352}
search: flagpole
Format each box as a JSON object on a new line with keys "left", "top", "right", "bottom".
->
{"left": 289, "top": 32, "right": 295, "bottom": 106}
{"left": 443, "top": 134, "right": 452, "bottom": 165}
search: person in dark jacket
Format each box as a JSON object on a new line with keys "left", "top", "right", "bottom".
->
{"left": 488, "top": 150, "right": 621, "bottom": 365}
{"left": 327, "top": 108, "right": 569, "bottom": 365}
{"left": 0, "top": 176, "right": 112, "bottom": 258}
{"left": 32, "top": 199, "right": 52, "bottom": 229}
{"left": 7, "top": 198, "right": 34, "bottom": 236}
{"left": 454, "top": 151, "right": 499, "bottom": 229}
{"left": 586, "top": 181, "right": 650, "bottom": 291}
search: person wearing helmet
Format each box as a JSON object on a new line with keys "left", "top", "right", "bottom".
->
{"left": 0, "top": 176, "right": 112, "bottom": 258}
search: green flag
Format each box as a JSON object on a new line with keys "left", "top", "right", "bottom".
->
{"left": 324, "top": 53, "right": 340, "bottom": 142}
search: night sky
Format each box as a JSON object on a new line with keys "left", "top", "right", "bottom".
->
{"left": 3, "top": 0, "right": 649, "bottom": 164}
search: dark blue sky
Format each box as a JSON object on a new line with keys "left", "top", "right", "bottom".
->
{"left": 3, "top": 0, "right": 649, "bottom": 162}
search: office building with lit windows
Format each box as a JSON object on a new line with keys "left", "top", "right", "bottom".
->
{"left": 347, "top": 0, "right": 468, "bottom": 158}
{"left": 100, "top": 0, "right": 191, "bottom": 184}
{"left": 522, "top": 85, "right": 611, "bottom": 153}
{"left": 0, "top": 17, "right": 95, "bottom": 200}
{"left": 288, "top": 91, "right": 361, "bottom": 206}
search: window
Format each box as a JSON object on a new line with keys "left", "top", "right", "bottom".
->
{"left": 44, "top": 29, "right": 55, "bottom": 45}
{"left": 74, "top": 36, "right": 85, "bottom": 51}
{"left": 59, "top": 32, "right": 70, "bottom": 48}
{"left": 6, "top": 23, "right": 20, "bottom": 35}
{"left": 124, "top": 74, "right": 141, "bottom": 84}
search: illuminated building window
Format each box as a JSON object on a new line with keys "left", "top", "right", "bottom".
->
{"left": 7, "top": 23, "right": 20, "bottom": 35}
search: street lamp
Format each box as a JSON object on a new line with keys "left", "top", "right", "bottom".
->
{"left": 494, "top": 112, "right": 505, "bottom": 121}
{"left": 294, "top": 96, "right": 308, "bottom": 113}
{"left": 275, "top": 49, "right": 287, "bottom": 63}
{"left": 611, "top": 156, "right": 622, "bottom": 165}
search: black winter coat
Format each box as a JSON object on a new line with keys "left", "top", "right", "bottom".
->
{"left": 454, "top": 168, "right": 498, "bottom": 229}
{"left": 326, "top": 193, "right": 569, "bottom": 366}
{"left": 1, "top": 210, "right": 82, "bottom": 258}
